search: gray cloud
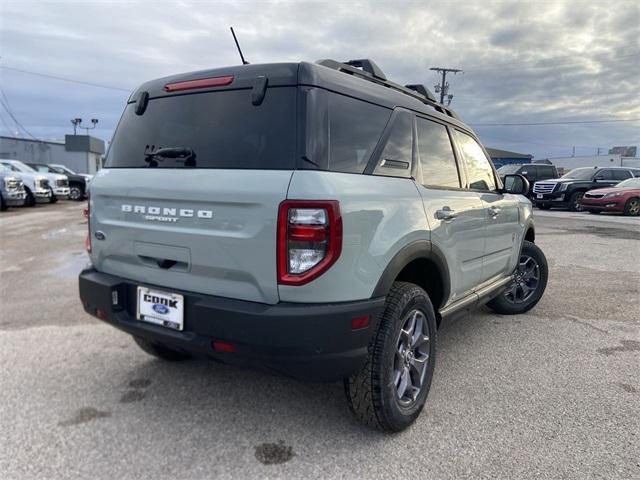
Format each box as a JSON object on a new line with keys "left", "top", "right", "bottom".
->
{"left": 0, "top": 0, "right": 638, "bottom": 159}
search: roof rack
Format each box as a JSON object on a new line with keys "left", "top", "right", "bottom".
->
{"left": 316, "top": 59, "right": 459, "bottom": 119}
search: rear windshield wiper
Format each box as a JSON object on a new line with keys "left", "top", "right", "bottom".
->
{"left": 144, "top": 147, "right": 197, "bottom": 167}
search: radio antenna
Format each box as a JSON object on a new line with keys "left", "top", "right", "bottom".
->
{"left": 230, "top": 27, "right": 249, "bottom": 65}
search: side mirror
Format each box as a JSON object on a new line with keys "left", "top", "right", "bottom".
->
{"left": 503, "top": 174, "right": 529, "bottom": 195}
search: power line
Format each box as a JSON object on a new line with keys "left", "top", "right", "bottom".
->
{"left": 0, "top": 65, "right": 132, "bottom": 92}
{"left": 0, "top": 84, "right": 38, "bottom": 139}
{"left": 470, "top": 118, "right": 640, "bottom": 127}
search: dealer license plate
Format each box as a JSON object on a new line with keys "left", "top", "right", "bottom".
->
{"left": 136, "top": 287, "right": 184, "bottom": 331}
{"left": 536, "top": 194, "right": 543, "bottom": 199}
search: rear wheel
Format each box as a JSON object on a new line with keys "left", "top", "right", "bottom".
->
{"left": 623, "top": 197, "right": 640, "bottom": 216}
{"left": 24, "top": 187, "right": 35, "bottom": 207}
{"left": 487, "top": 241, "right": 548, "bottom": 315}
{"left": 344, "top": 282, "right": 437, "bottom": 432}
{"left": 133, "top": 336, "right": 191, "bottom": 361}
{"left": 569, "top": 191, "right": 584, "bottom": 212}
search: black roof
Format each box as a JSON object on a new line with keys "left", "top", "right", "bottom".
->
{"left": 130, "top": 61, "right": 471, "bottom": 132}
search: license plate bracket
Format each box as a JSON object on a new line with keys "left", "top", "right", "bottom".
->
{"left": 136, "top": 287, "right": 184, "bottom": 331}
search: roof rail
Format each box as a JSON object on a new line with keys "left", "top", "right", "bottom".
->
{"left": 316, "top": 59, "right": 459, "bottom": 119}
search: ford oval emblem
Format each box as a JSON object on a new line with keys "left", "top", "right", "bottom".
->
{"left": 94, "top": 230, "right": 106, "bottom": 241}
{"left": 152, "top": 304, "right": 169, "bottom": 315}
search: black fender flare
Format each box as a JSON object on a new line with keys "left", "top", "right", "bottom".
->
{"left": 371, "top": 240, "right": 451, "bottom": 305}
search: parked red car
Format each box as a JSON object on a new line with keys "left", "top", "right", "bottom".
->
{"left": 581, "top": 177, "right": 640, "bottom": 216}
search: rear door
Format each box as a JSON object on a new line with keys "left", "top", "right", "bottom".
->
{"left": 414, "top": 116, "right": 486, "bottom": 303}
{"left": 90, "top": 86, "right": 298, "bottom": 305}
{"left": 452, "top": 130, "right": 520, "bottom": 284}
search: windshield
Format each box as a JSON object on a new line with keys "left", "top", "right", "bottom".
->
{"left": 497, "top": 165, "right": 523, "bottom": 174}
{"left": 561, "top": 168, "right": 595, "bottom": 180}
{"left": 1, "top": 161, "right": 36, "bottom": 173}
{"left": 53, "top": 165, "right": 75, "bottom": 175}
{"left": 616, "top": 178, "right": 640, "bottom": 188}
{"left": 30, "top": 164, "right": 54, "bottom": 173}
{"left": 106, "top": 88, "right": 296, "bottom": 169}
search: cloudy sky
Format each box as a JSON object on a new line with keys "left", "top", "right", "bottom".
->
{"left": 1, "top": 0, "right": 638, "bottom": 159}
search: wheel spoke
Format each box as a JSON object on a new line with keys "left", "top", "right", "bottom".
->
{"left": 397, "top": 367, "right": 410, "bottom": 399}
{"left": 410, "top": 355, "right": 429, "bottom": 385}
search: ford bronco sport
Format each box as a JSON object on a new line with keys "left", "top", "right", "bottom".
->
{"left": 79, "top": 59, "right": 548, "bottom": 432}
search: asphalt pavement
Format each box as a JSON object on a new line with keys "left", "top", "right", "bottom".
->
{"left": 1, "top": 202, "right": 638, "bottom": 479}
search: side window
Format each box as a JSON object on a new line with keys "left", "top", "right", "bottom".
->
{"left": 612, "top": 169, "right": 632, "bottom": 180}
{"left": 328, "top": 93, "right": 390, "bottom": 174}
{"left": 595, "top": 170, "right": 614, "bottom": 180}
{"left": 415, "top": 117, "right": 460, "bottom": 188}
{"left": 373, "top": 110, "right": 413, "bottom": 178}
{"left": 540, "top": 166, "right": 555, "bottom": 178}
{"left": 453, "top": 130, "right": 496, "bottom": 191}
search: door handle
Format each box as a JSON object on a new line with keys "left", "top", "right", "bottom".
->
{"left": 488, "top": 206, "right": 502, "bottom": 217}
{"left": 435, "top": 207, "right": 457, "bottom": 221}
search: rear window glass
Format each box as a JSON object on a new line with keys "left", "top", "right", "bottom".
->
{"left": 328, "top": 93, "right": 390, "bottom": 173}
{"left": 105, "top": 88, "right": 296, "bottom": 169}
{"left": 373, "top": 110, "right": 413, "bottom": 178}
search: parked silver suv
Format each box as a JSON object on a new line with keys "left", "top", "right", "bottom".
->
{"left": 79, "top": 59, "right": 548, "bottom": 431}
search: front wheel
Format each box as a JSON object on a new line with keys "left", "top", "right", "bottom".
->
{"left": 569, "top": 191, "right": 584, "bottom": 212}
{"left": 0, "top": 194, "right": 6, "bottom": 211}
{"left": 69, "top": 184, "right": 84, "bottom": 201}
{"left": 623, "top": 197, "right": 640, "bottom": 216}
{"left": 487, "top": 240, "right": 548, "bottom": 315}
{"left": 344, "top": 282, "right": 437, "bottom": 432}
{"left": 24, "top": 187, "right": 35, "bottom": 207}
{"left": 49, "top": 189, "right": 58, "bottom": 204}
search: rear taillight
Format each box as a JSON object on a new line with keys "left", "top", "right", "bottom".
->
{"left": 277, "top": 200, "right": 342, "bottom": 285}
{"left": 85, "top": 193, "right": 91, "bottom": 253}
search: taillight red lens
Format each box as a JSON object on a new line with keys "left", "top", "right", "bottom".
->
{"left": 85, "top": 193, "right": 91, "bottom": 253}
{"left": 163, "top": 75, "right": 234, "bottom": 92}
{"left": 277, "top": 200, "right": 342, "bottom": 286}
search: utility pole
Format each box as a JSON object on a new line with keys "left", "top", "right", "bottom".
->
{"left": 430, "top": 67, "right": 462, "bottom": 105}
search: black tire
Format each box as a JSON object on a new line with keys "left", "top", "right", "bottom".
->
{"left": 24, "top": 187, "right": 35, "bottom": 207}
{"left": 133, "top": 336, "right": 191, "bottom": 361}
{"left": 487, "top": 240, "right": 548, "bottom": 315}
{"left": 0, "top": 194, "right": 6, "bottom": 211}
{"left": 537, "top": 204, "right": 551, "bottom": 210}
{"left": 344, "top": 282, "right": 437, "bottom": 432}
{"left": 49, "top": 189, "right": 58, "bottom": 204}
{"left": 69, "top": 184, "right": 84, "bottom": 201}
{"left": 623, "top": 197, "right": 640, "bottom": 216}
{"left": 569, "top": 191, "right": 584, "bottom": 212}
{"left": 588, "top": 210, "right": 600, "bottom": 215}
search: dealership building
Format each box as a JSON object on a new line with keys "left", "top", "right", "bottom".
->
{"left": 0, "top": 134, "right": 106, "bottom": 174}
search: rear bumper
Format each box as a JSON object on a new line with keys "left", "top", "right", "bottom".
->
{"left": 79, "top": 268, "right": 385, "bottom": 382}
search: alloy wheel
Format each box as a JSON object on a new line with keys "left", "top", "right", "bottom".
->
{"left": 504, "top": 254, "right": 540, "bottom": 304}
{"left": 628, "top": 199, "right": 640, "bottom": 216}
{"left": 394, "top": 309, "right": 430, "bottom": 407}
{"left": 573, "top": 193, "right": 584, "bottom": 211}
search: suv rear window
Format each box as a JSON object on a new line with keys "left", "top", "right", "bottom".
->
{"left": 327, "top": 93, "right": 390, "bottom": 174}
{"left": 105, "top": 88, "right": 297, "bottom": 169}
